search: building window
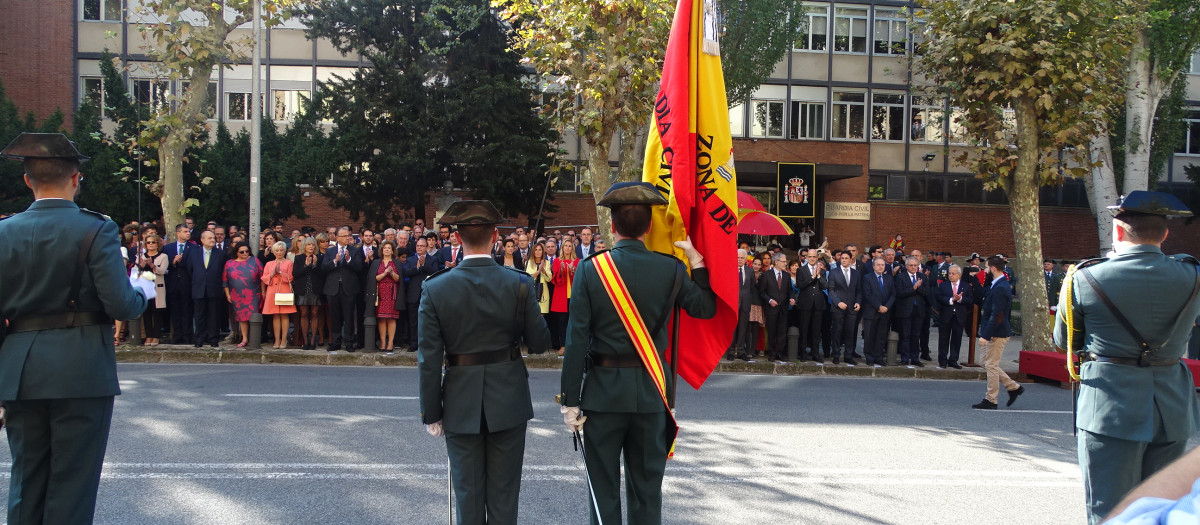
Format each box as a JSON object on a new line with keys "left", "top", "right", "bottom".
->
{"left": 868, "top": 175, "right": 887, "bottom": 200}
{"left": 82, "top": 0, "right": 121, "bottom": 21}
{"left": 795, "top": 4, "right": 830, "bottom": 51}
{"left": 831, "top": 92, "right": 865, "bottom": 140}
{"left": 1191, "top": 47, "right": 1200, "bottom": 74}
{"left": 789, "top": 101, "right": 825, "bottom": 140}
{"left": 947, "top": 107, "right": 969, "bottom": 145}
{"left": 871, "top": 93, "right": 905, "bottom": 142}
{"left": 273, "top": 90, "right": 310, "bottom": 121}
{"left": 833, "top": 7, "right": 868, "bottom": 54}
{"left": 181, "top": 81, "right": 218, "bottom": 119}
{"left": 750, "top": 99, "right": 784, "bottom": 138}
{"left": 226, "top": 92, "right": 265, "bottom": 121}
{"left": 1178, "top": 108, "right": 1200, "bottom": 155}
{"left": 133, "top": 79, "right": 169, "bottom": 113}
{"left": 81, "top": 77, "right": 105, "bottom": 117}
{"left": 873, "top": 8, "right": 908, "bottom": 56}
{"left": 728, "top": 103, "right": 745, "bottom": 137}
{"left": 910, "top": 96, "right": 944, "bottom": 143}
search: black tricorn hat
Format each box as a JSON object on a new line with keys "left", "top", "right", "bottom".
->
{"left": 442, "top": 200, "right": 503, "bottom": 225}
{"left": 1, "top": 133, "right": 90, "bottom": 161}
{"left": 597, "top": 182, "right": 668, "bottom": 208}
{"left": 1107, "top": 191, "right": 1193, "bottom": 218}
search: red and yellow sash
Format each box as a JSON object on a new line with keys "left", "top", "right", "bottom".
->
{"left": 592, "top": 252, "right": 679, "bottom": 457}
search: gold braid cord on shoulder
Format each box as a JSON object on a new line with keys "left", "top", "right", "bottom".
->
{"left": 1063, "top": 265, "right": 1082, "bottom": 382}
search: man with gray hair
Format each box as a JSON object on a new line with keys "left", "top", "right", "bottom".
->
{"left": 757, "top": 252, "right": 794, "bottom": 362}
{"left": 729, "top": 248, "right": 756, "bottom": 361}
{"left": 934, "top": 264, "right": 972, "bottom": 369}
{"left": 894, "top": 256, "right": 931, "bottom": 368}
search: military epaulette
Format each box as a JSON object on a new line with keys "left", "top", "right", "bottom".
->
{"left": 581, "top": 248, "right": 610, "bottom": 262}
{"left": 425, "top": 267, "right": 452, "bottom": 282}
{"left": 1072, "top": 257, "right": 1108, "bottom": 271}
{"left": 79, "top": 208, "right": 109, "bottom": 222}
{"left": 1169, "top": 254, "right": 1199, "bottom": 265}
{"left": 651, "top": 250, "right": 688, "bottom": 267}
{"left": 502, "top": 265, "right": 532, "bottom": 280}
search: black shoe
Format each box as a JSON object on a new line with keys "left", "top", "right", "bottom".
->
{"left": 949, "top": 362, "right": 963, "bottom": 370}
{"left": 832, "top": 357, "right": 840, "bottom": 364}
{"left": 346, "top": 347, "right": 357, "bottom": 353}
{"left": 724, "top": 354, "right": 735, "bottom": 362}
{"left": 210, "top": 342, "right": 219, "bottom": 348}
{"left": 194, "top": 342, "right": 202, "bottom": 348}
{"left": 844, "top": 357, "right": 858, "bottom": 366}
{"left": 911, "top": 360, "right": 925, "bottom": 368}
{"left": 972, "top": 399, "right": 998, "bottom": 410}
{"left": 328, "top": 344, "right": 341, "bottom": 352}
{"left": 810, "top": 355, "right": 824, "bottom": 364}
{"left": 823, "top": 352, "right": 831, "bottom": 358}
{"left": 1006, "top": 385, "right": 1026, "bottom": 407}
{"left": 920, "top": 353, "right": 933, "bottom": 361}
{"left": 851, "top": 352, "right": 863, "bottom": 359}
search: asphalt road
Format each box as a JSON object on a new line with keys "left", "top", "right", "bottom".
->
{"left": 0, "top": 364, "right": 1093, "bottom": 524}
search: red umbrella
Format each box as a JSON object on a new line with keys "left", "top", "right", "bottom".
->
{"left": 738, "top": 211, "right": 793, "bottom": 236}
{"left": 737, "top": 191, "right": 766, "bottom": 213}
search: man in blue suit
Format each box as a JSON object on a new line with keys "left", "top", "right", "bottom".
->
{"left": 894, "top": 256, "right": 932, "bottom": 368}
{"left": 322, "top": 226, "right": 364, "bottom": 351}
{"left": 827, "top": 250, "right": 861, "bottom": 365}
{"left": 162, "top": 223, "right": 194, "bottom": 343}
{"left": 935, "top": 265, "right": 973, "bottom": 369}
{"left": 973, "top": 255, "right": 1024, "bottom": 409}
{"left": 860, "top": 257, "right": 895, "bottom": 367}
{"left": 180, "top": 230, "right": 227, "bottom": 347}
{"left": 0, "top": 133, "right": 148, "bottom": 523}
{"left": 403, "top": 236, "right": 440, "bottom": 350}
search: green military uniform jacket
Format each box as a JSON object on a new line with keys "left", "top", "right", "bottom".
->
{"left": 417, "top": 256, "right": 550, "bottom": 434}
{"left": 560, "top": 239, "right": 717, "bottom": 411}
{"left": 0, "top": 199, "right": 147, "bottom": 401}
{"left": 1053, "top": 244, "right": 1200, "bottom": 442}
{"left": 1046, "top": 270, "right": 1065, "bottom": 306}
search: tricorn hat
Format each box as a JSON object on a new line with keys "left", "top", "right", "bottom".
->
{"left": 1107, "top": 191, "right": 1192, "bottom": 218}
{"left": 441, "top": 200, "right": 503, "bottom": 225}
{"left": 597, "top": 182, "right": 668, "bottom": 208}
{"left": 1, "top": 132, "right": 90, "bottom": 161}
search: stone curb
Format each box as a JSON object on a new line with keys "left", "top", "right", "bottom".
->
{"left": 116, "top": 345, "right": 988, "bottom": 381}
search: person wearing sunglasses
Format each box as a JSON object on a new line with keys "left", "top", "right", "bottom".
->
{"left": 223, "top": 242, "right": 262, "bottom": 348}
{"left": 137, "top": 234, "right": 170, "bottom": 346}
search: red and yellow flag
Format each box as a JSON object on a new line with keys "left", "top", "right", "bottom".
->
{"left": 641, "top": 0, "right": 738, "bottom": 389}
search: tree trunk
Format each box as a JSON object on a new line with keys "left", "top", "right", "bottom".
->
{"left": 1009, "top": 98, "right": 1052, "bottom": 352}
{"left": 1123, "top": 30, "right": 1166, "bottom": 193}
{"left": 1087, "top": 127, "right": 1118, "bottom": 255}
{"left": 585, "top": 136, "right": 615, "bottom": 246}
{"left": 618, "top": 125, "right": 648, "bottom": 183}
{"left": 158, "top": 133, "right": 186, "bottom": 241}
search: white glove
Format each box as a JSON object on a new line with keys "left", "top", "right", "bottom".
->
{"left": 561, "top": 405, "right": 587, "bottom": 432}
{"left": 673, "top": 237, "right": 705, "bottom": 269}
{"left": 426, "top": 421, "right": 444, "bottom": 437}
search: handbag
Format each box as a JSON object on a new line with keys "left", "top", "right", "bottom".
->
{"left": 275, "top": 280, "right": 294, "bottom": 306}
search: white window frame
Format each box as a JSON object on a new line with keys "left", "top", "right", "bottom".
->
{"left": 947, "top": 106, "right": 969, "bottom": 145}
{"left": 81, "top": 76, "right": 106, "bottom": 117}
{"left": 910, "top": 96, "right": 945, "bottom": 143}
{"left": 1179, "top": 108, "right": 1200, "bottom": 156}
{"left": 132, "top": 79, "right": 169, "bottom": 113}
{"left": 790, "top": 101, "right": 825, "bottom": 140}
{"left": 831, "top": 91, "right": 866, "bottom": 140}
{"left": 81, "top": 0, "right": 122, "bottom": 21}
{"left": 226, "top": 92, "right": 264, "bottom": 121}
{"left": 794, "top": 4, "right": 830, "bottom": 52}
{"left": 833, "top": 6, "right": 869, "bottom": 54}
{"left": 750, "top": 99, "right": 785, "bottom": 139}
{"left": 872, "top": 8, "right": 908, "bottom": 56}
{"left": 1190, "top": 48, "right": 1200, "bottom": 74}
{"left": 272, "top": 89, "right": 310, "bottom": 121}
{"left": 871, "top": 93, "right": 906, "bottom": 142}
{"left": 728, "top": 102, "right": 745, "bottom": 138}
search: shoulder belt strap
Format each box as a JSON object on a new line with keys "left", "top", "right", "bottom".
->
{"left": 514, "top": 273, "right": 528, "bottom": 345}
{"left": 68, "top": 217, "right": 107, "bottom": 325}
{"left": 1079, "top": 268, "right": 1151, "bottom": 351}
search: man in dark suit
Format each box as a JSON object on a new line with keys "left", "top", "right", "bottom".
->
{"left": 403, "top": 236, "right": 440, "bottom": 350}
{"left": 574, "top": 227, "right": 597, "bottom": 258}
{"left": 163, "top": 223, "right": 194, "bottom": 344}
{"left": 860, "top": 257, "right": 895, "bottom": 367}
{"left": 828, "top": 250, "right": 861, "bottom": 365}
{"left": 437, "top": 230, "right": 465, "bottom": 270}
{"left": 729, "top": 248, "right": 756, "bottom": 361}
{"left": 1043, "top": 259, "right": 1065, "bottom": 309}
{"left": 559, "top": 183, "right": 715, "bottom": 525}
{"left": 321, "top": 226, "right": 364, "bottom": 351}
{"left": 974, "top": 255, "right": 1023, "bottom": 410}
{"left": 0, "top": 133, "right": 148, "bottom": 524}
{"left": 894, "top": 256, "right": 932, "bottom": 367}
{"left": 758, "top": 252, "right": 794, "bottom": 362}
{"left": 935, "top": 264, "right": 973, "bottom": 369}
{"left": 180, "top": 230, "right": 227, "bottom": 347}
{"left": 795, "top": 249, "right": 828, "bottom": 362}
{"left": 419, "top": 201, "right": 550, "bottom": 525}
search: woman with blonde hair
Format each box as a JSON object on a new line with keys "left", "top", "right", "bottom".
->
{"left": 137, "top": 234, "right": 169, "bottom": 346}
{"left": 293, "top": 237, "right": 325, "bottom": 350}
{"left": 525, "top": 241, "right": 551, "bottom": 318}
{"left": 262, "top": 241, "right": 297, "bottom": 349}
{"left": 550, "top": 237, "right": 578, "bottom": 357}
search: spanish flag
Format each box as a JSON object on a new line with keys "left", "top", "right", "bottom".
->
{"left": 642, "top": 0, "right": 738, "bottom": 389}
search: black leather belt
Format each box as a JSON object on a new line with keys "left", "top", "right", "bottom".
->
{"left": 1088, "top": 352, "right": 1180, "bottom": 367}
{"left": 446, "top": 348, "right": 521, "bottom": 367}
{"left": 7, "top": 312, "right": 112, "bottom": 334}
{"left": 591, "top": 353, "right": 644, "bottom": 368}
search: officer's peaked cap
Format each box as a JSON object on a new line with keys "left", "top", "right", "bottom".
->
{"left": 1, "top": 133, "right": 90, "bottom": 161}
{"left": 597, "top": 182, "right": 668, "bottom": 208}
{"left": 1107, "top": 191, "right": 1192, "bottom": 218}
{"left": 442, "top": 200, "right": 503, "bottom": 225}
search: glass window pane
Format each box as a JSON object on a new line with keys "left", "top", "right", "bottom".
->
{"left": 908, "top": 176, "right": 926, "bottom": 201}
{"left": 83, "top": 0, "right": 100, "bottom": 20}
{"left": 868, "top": 175, "right": 887, "bottom": 200}
{"left": 847, "top": 103, "right": 864, "bottom": 139}
{"left": 227, "top": 93, "right": 246, "bottom": 120}
{"left": 874, "top": 20, "right": 890, "bottom": 55}
{"left": 768, "top": 102, "right": 783, "bottom": 137}
{"left": 834, "top": 17, "right": 850, "bottom": 51}
{"left": 851, "top": 18, "right": 867, "bottom": 52}
{"left": 104, "top": 0, "right": 121, "bottom": 21}
{"left": 812, "top": 15, "right": 828, "bottom": 50}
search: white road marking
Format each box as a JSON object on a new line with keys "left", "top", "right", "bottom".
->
{"left": 223, "top": 394, "right": 419, "bottom": 400}
{"left": 981, "top": 410, "right": 1073, "bottom": 414}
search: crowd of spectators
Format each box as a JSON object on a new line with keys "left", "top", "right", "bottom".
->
{"left": 116, "top": 217, "right": 603, "bottom": 353}
{"left": 732, "top": 238, "right": 1049, "bottom": 370}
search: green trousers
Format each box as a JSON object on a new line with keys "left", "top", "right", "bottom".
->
{"left": 6, "top": 396, "right": 114, "bottom": 525}
{"left": 583, "top": 410, "right": 669, "bottom": 525}
{"left": 445, "top": 422, "right": 527, "bottom": 525}
{"left": 1078, "top": 429, "right": 1185, "bottom": 525}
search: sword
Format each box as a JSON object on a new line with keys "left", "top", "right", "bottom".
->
{"left": 573, "top": 430, "right": 604, "bottom": 525}
{"left": 447, "top": 453, "right": 454, "bottom": 525}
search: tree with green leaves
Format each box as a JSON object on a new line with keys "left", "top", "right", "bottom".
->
{"left": 304, "top": 0, "right": 558, "bottom": 228}
{"left": 497, "top": 0, "right": 674, "bottom": 238}
{"left": 915, "top": 0, "right": 1138, "bottom": 351}
{"left": 134, "top": 0, "right": 294, "bottom": 238}
{"left": 0, "top": 80, "right": 65, "bottom": 214}
{"left": 717, "top": 0, "right": 804, "bottom": 108}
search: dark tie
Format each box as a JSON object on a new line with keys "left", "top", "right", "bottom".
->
{"left": 878, "top": 274, "right": 884, "bottom": 290}
{"left": 777, "top": 270, "right": 782, "bottom": 289}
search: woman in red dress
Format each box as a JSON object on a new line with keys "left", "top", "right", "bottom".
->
{"left": 551, "top": 238, "right": 578, "bottom": 357}
{"left": 374, "top": 241, "right": 402, "bottom": 351}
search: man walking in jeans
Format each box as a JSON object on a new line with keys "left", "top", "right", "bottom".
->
{"left": 972, "top": 255, "right": 1025, "bottom": 409}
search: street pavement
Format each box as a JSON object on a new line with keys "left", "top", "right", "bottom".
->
{"left": 0, "top": 363, "right": 1100, "bottom": 524}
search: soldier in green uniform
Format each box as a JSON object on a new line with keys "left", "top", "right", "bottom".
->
{"left": 559, "top": 182, "right": 716, "bottom": 525}
{"left": 0, "top": 133, "right": 149, "bottom": 524}
{"left": 417, "top": 200, "right": 550, "bottom": 525}
{"left": 1053, "top": 191, "right": 1200, "bottom": 524}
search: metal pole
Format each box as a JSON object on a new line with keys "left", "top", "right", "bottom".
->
{"left": 248, "top": 0, "right": 263, "bottom": 256}
{"left": 966, "top": 304, "right": 980, "bottom": 367}
{"left": 447, "top": 456, "right": 453, "bottom": 525}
